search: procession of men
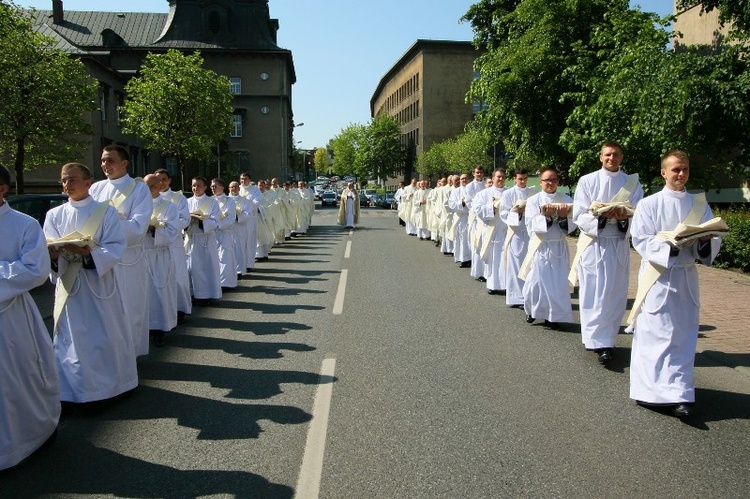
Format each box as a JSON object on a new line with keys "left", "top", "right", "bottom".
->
{"left": 1, "top": 141, "right": 727, "bottom": 471}
{"left": 0, "top": 146, "right": 316, "bottom": 471}
{"left": 396, "top": 142, "right": 725, "bottom": 421}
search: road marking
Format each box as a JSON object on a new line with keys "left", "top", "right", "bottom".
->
{"left": 344, "top": 240, "right": 351, "bottom": 259}
{"left": 349, "top": 229, "right": 353, "bottom": 236}
{"left": 295, "top": 358, "right": 337, "bottom": 499}
{"left": 332, "top": 269, "right": 347, "bottom": 315}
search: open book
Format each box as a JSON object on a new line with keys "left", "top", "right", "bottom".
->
{"left": 589, "top": 201, "right": 636, "bottom": 217}
{"left": 46, "top": 231, "right": 93, "bottom": 249}
{"left": 510, "top": 199, "right": 527, "bottom": 213}
{"left": 539, "top": 203, "right": 573, "bottom": 215}
{"left": 655, "top": 217, "right": 729, "bottom": 247}
{"left": 190, "top": 211, "right": 209, "bottom": 221}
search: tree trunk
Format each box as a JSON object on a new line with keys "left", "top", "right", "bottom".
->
{"left": 14, "top": 137, "right": 26, "bottom": 195}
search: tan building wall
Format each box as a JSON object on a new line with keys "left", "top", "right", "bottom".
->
{"left": 371, "top": 40, "right": 480, "bottom": 188}
{"left": 673, "top": 1, "right": 733, "bottom": 48}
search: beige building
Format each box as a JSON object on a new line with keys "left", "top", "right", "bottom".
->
{"left": 673, "top": 1, "right": 733, "bottom": 48}
{"left": 370, "top": 40, "right": 481, "bottom": 186}
{"left": 23, "top": 0, "right": 296, "bottom": 191}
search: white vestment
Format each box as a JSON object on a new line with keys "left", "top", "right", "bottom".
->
{"left": 473, "top": 186, "right": 507, "bottom": 291}
{"left": 240, "top": 183, "right": 262, "bottom": 269}
{"left": 161, "top": 190, "right": 191, "bottom": 315}
{"left": 90, "top": 176, "right": 153, "bottom": 356}
{"left": 629, "top": 188, "right": 720, "bottom": 404}
{"left": 144, "top": 197, "right": 179, "bottom": 332}
{"left": 43, "top": 197, "right": 137, "bottom": 403}
{"left": 500, "top": 186, "right": 533, "bottom": 306}
{"left": 0, "top": 203, "right": 60, "bottom": 470}
{"left": 572, "top": 169, "right": 643, "bottom": 349}
{"left": 522, "top": 191, "right": 575, "bottom": 322}
{"left": 215, "top": 194, "right": 237, "bottom": 289}
{"left": 466, "top": 180, "right": 486, "bottom": 278}
{"left": 448, "top": 186, "right": 471, "bottom": 263}
{"left": 186, "top": 195, "right": 222, "bottom": 300}
{"left": 230, "top": 194, "right": 252, "bottom": 275}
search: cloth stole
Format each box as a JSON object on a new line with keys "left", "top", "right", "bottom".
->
{"left": 626, "top": 192, "right": 707, "bottom": 328}
{"left": 52, "top": 201, "right": 109, "bottom": 333}
{"left": 185, "top": 196, "right": 213, "bottom": 250}
{"left": 150, "top": 199, "right": 168, "bottom": 227}
{"left": 218, "top": 197, "right": 228, "bottom": 220}
{"left": 169, "top": 191, "right": 183, "bottom": 205}
{"left": 518, "top": 191, "right": 565, "bottom": 281}
{"left": 446, "top": 193, "right": 465, "bottom": 241}
{"left": 480, "top": 197, "right": 503, "bottom": 261}
{"left": 501, "top": 187, "right": 536, "bottom": 268}
{"left": 109, "top": 177, "right": 138, "bottom": 217}
{"left": 568, "top": 173, "right": 639, "bottom": 286}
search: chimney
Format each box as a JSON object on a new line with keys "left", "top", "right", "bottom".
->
{"left": 52, "top": 0, "right": 63, "bottom": 24}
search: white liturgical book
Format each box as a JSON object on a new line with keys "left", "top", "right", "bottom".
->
{"left": 46, "top": 231, "right": 93, "bottom": 248}
{"left": 589, "top": 201, "right": 636, "bottom": 217}
{"left": 655, "top": 217, "right": 729, "bottom": 247}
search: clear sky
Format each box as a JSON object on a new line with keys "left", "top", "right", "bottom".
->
{"left": 19, "top": 0, "right": 675, "bottom": 151}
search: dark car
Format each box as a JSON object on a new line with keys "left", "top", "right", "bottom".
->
{"left": 370, "top": 194, "right": 385, "bottom": 208}
{"left": 320, "top": 191, "right": 337, "bottom": 207}
{"left": 384, "top": 192, "right": 396, "bottom": 209}
{"left": 359, "top": 193, "right": 369, "bottom": 207}
{"left": 7, "top": 193, "right": 68, "bottom": 225}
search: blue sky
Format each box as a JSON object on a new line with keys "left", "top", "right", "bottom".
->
{"left": 19, "top": 0, "right": 675, "bottom": 150}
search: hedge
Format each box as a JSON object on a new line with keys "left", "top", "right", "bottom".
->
{"left": 712, "top": 206, "right": 750, "bottom": 272}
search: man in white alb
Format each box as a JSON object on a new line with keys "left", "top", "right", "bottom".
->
{"left": 338, "top": 182, "right": 359, "bottom": 228}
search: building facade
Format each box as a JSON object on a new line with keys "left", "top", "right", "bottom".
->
{"left": 24, "top": 0, "right": 296, "bottom": 191}
{"left": 370, "top": 40, "right": 480, "bottom": 186}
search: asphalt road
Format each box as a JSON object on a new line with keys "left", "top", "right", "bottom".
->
{"left": 2, "top": 205, "right": 749, "bottom": 498}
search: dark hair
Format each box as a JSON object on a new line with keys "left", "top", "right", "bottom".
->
{"left": 62, "top": 162, "right": 92, "bottom": 179}
{"left": 539, "top": 166, "right": 558, "bottom": 177}
{"left": 513, "top": 168, "right": 528, "bottom": 177}
{"left": 601, "top": 141, "right": 623, "bottom": 154}
{"left": 192, "top": 176, "right": 208, "bottom": 186}
{"left": 0, "top": 165, "right": 10, "bottom": 186}
{"left": 240, "top": 172, "right": 251, "bottom": 178}
{"left": 492, "top": 168, "right": 506, "bottom": 177}
{"left": 154, "top": 168, "right": 171, "bottom": 178}
{"left": 211, "top": 178, "right": 225, "bottom": 187}
{"left": 103, "top": 144, "right": 130, "bottom": 162}
{"left": 661, "top": 150, "right": 689, "bottom": 167}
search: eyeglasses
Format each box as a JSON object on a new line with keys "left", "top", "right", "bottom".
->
{"left": 540, "top": 178, "right": 559, "bottom": 184}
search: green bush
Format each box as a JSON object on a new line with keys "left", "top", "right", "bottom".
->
{"left": 713, "top": 206, "right": 750, "bottom": 272}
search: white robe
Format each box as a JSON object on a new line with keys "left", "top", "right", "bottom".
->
{"left": 90, "top": 176, "right": 153, "bottom": 357}
{"left": 522, "top": 191, "right": 575, "bottom": 322}
{"left": 572, "top": 168, "right": 644, "bottom": 349}
{"left": 466, "top": 180, "right": 486, "bottom": 279}
{"left": 473, "top": 186, "right": 507, "bottom": 291}
{"left": 186, "top": 195, "right": 222, "bottom": 300}
{"left": 144, "top": 197, "right": 179, "bottom": 332}
{"left": 160, "top": 190, "right": 191, "bottom": 315}
{"left": 0, "top": 203, "right": 60, "bottom": 470}
{"left": 500, "top": 186, "right": 533, "bottom": 306}
{"left": 240, "top": 183, "right": 262, "bottom": 268}
{"left": 215, "top": 194, "right": 238, "bottom": 289}
{"left": 629, "top": 188, "right": 720, "bottom": 404}
{"left": 448, "top": 186, "right": 471, "bottom": 263}
{"left": 43, "top": 197, "right": 137, "bottom": 403}
{"left": 230, "top": 194, "right": 252, "bottom": 275}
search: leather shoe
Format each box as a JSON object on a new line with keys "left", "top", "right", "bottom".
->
{"left": 488, "top": 289, "right": 501, "bottom": 295}
{"left": 477, "top": 276, "right": 487, "bottom": 282}
{"left": 459, "top": 261, "right": 471, "bottom": 268}
{"left": 597, "top": 348, "right": 613, "bottom": 365}
{"left": 544, "top": 320, "right": 560, "bottom": 330}
{"left": 674, "top": 403, "right": 694, "bottom": 418}
{"left": 525, "top": 314, "right": 535, "bottom": 324}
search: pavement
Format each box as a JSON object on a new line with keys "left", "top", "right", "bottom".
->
{"left": 30, "top": 239, "right": 750, "bottom": 370}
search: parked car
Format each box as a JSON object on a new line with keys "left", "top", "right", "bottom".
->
{"left": 359, "top": 193, "right": 369, "bottom": 207}
{"left": 329, "top": 175, "right": 340, "bottom": 182}
{"left": 320, "top": 191, "right": 337, "bottom": 207}
{"left": 363, "top": 189, "right": 377, "bottom": 202}
{"left": 370, "top": 194, "right": 385, "bottom": 208}
{"left": 384, "top": 192, "right": 396, "bottom": 209}
{"left": 7, "top": 193, "right": 68, "bottom": 225}
{"left": 316, "top": 176, "right": 330, "bottom": 182}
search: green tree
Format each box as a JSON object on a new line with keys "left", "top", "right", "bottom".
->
{"left": 0, "top": 2, "right": 97, "bottom": 194}
{"left": 313, "top": 147, "right": 330, "bottom": 176}
{"left": 330, "top": 123, "right": 365, "bottom": 176}
{"left": 121, "top": 49, "right": 233, "bottom": 190}
{"left": 416, "top": 140, "right": 450, "bottom": 177}
{"left": 356, "top": 114, "right": 403, "bottom": 181}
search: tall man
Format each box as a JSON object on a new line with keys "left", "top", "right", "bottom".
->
{"left": 44, "top": 163, "right": 137, "bottom": 404}
{"left": 143, "top": 174, "right": 180, "bottom": 347}
{"left": 154, "top": 168, "right": 191, "bottom": 321}
{"left": 465, "top": 166, "right": 486, "bottom": 279}
{"left": 448, "top": 173, "right": 472, "bottom": 267}
{"left": 629, "top": 151, "right": 721, "bottom": 418}
{"left": 229, "top": 180, "right": 252, "bottom": 279}
{"left": 571, "top": 141, "right": 643, "bottom": 365}
{"left": 185, "top": 177, "right": 222, "bottom": 305}
{"left": 338, "top": 182, "right": 360, "bottom": 228}
{"left": 472, "top": 168, "right": 508, "bottom": 294}
{"left": 239, "top": 172, "right": 262, "bottom": 270}
{"left": 90, "top": 145, "right": 152, "bottom": 357}
{"left": 500, "top": 169, "right": 534, "bottom": 307}
{"left": 1, "top": 165, "right": 60, "bottom": 471}
{"left": 210, "top": 178, "right": 238, "bottom": 290}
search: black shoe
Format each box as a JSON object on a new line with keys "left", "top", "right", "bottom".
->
{"left": 459, "top": 261, "right": 471, "bottom": 268}
{"left": 544, "top": 320, "right": 560, "bottom": 330}
{"left": 488, "top": 289, "right": 501, "bottom": 295}
{"left": 477, "top": 276, "right": 487, "bottom": 282}
{"left": 153, "top": 331, "right": 165, "bottom": 347}
{"left": 499, "top": 289, "right": 506, "bottom": 295}
{"left": 284, "top": 236, "right": 291, "bottom": 241}
{"left": 597, "top": 348, "right": 614, "bottom": 365}
{"left": 525, "top": 315, "right": 535, "bottom": 324}
{"left": 674, "top": 403, "right": 695, "bottom": 418}
{"left": 177, "top": 311, "right": 186, "bottom": 324}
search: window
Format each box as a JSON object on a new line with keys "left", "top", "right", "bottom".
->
{"left": 230, "top": 114, "right": 243, "bottom": 138}
{"left": 116, "top": 93, "right": 125, "bottom": 126}
{"left": 99, "top": 88, "right": 108, "bottom": 122}
{"left": 229, "top": 77, "right": 241, "bottom": 95}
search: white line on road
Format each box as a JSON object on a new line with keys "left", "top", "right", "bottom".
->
{"left": 344, "top": 240, "right": 352, "bottom": 259}
{"left": 332, "top": 269, "right": 347, "bottom": 315}
{"left": 294, "top": 358, "right": 337, "bottom": 499}
{"left": 349, "top": 229, "right": 353, "bottom": 236}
